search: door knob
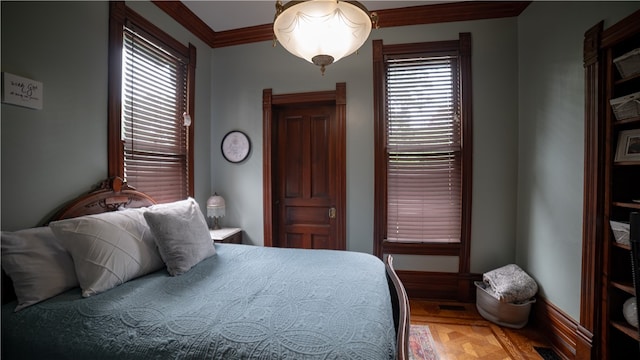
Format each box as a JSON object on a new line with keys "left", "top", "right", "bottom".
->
{"left": 329, "top": 207, "right": 336, "bottom": 219}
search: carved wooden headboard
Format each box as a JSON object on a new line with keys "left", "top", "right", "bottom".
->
{"left": 48, "top": 177, "right": 157, "bottom": 222}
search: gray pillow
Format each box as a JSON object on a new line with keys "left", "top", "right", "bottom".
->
{"left": 143, "top": 198, "right": 216, "bottom": 276}
{"left": 1, "top": 227, "right": 78, "bottom": 311}
{"left": 50, "top": 207, "right": 164, "bottom": 297}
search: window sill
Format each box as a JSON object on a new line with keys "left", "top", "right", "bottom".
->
{"left": 381, "top": 240, "right": 461, "bottom": 256}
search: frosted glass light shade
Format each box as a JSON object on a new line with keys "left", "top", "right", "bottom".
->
{"left": 274, "top": 0, "right": 374, "bottom": 74}
{"left": 206, "top": 194, "right": 226, "bottom": 218}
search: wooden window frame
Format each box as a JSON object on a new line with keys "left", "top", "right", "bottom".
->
{"left": 107, "top": 1, "right": 196, "bottom": 199}
{"left": 373, "top": 34, "right": 472, "bottom": 272}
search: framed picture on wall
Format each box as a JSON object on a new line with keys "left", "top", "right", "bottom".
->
{"left": 614, "top": 128, "right": 640, "bottom": 162}
{"left": 221, "top": 130, "right": 251, "bottom": 163}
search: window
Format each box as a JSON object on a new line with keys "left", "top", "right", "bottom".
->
{"left": 108, "top": 2, "right": 195, "bottom": 203}
{"left": 373, "top": 34, "right": 472, "bottom": 264}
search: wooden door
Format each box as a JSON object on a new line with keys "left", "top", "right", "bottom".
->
{"left": 275, "top": 104, "right": 337, "bottom": 249}
{"left": 263, "top": 84, "right": 346, "bottom": 250}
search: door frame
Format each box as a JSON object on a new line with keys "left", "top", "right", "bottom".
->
{"left": 262, "top": 83, "right": 346, "bottom": 248}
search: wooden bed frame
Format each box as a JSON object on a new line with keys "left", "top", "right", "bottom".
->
{"left": 386, "top": 254, "right": 411, "bottom": 359}
{"left": 48, "top": 177, "right": 157, "bottom": 221}
{"left": 2, "top": 177, "right": 410, "bottom": 359}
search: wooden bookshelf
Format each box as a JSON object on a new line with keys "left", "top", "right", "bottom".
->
{"left": 583, "top": 9, "right": 640, "bottom": 360}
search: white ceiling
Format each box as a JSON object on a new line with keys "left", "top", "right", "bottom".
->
{"left": 182, "top": 1, "right": 445, "bottom": 32}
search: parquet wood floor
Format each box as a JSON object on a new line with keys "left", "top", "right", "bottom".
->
{"left": 410, "top": 299, "right": 554, "bottom": 360}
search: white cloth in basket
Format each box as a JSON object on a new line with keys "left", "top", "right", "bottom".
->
{"left": 482, "top": 264, "right": 538, "bottom": 303}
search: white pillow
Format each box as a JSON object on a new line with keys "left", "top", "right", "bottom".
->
{"left": 1, "top": 227, "right": 78, "bottom": 311}
{"left": 49, "top": 207, "right": 164, "bottom": 297}
{"left": 143, "top": 198, "right": 216, "bottom": 276}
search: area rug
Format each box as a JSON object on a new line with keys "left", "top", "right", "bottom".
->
{"left": 409, "top": 324, "right": 439, "bottom": 360}
{"left": 410, "top": 320, "right": 526, "bottom": 360}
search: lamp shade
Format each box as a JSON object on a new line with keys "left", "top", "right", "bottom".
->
{"left": 273, "top": 0, "right": 375, "bottom": 74}
{"left": 206, "top": 193, "right": 226, "bottom": 218}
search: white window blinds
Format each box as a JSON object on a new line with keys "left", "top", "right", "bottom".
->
{"left": 122, "top": 27, "right": 188, "bottom": 203}
{"left": 385, "top": 54, "right": 462, "bottom": 243}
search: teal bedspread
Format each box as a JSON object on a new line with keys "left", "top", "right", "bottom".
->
{"left": 2, "top": 244, "right": 396, "bottom": 359}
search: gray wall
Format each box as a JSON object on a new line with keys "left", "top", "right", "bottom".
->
{"left": 1, "top": 1, "right": 110, "bottom": 229}
{"left": 211, "top": 18, "right": 521, "bottom": 275}
{"left": 2, "top": 1, "right": 640, "bottom": 323}
{"left": 0, "top": 1, "right": 213, "bottom": 230}
{"left": 516, "top": 1, "right": 640, "bottom": 319}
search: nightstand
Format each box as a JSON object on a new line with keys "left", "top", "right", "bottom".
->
{"left": 209, "top": 228, "right": 242, "bottom": 244}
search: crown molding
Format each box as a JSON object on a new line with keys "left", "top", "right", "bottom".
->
{"left": 213, "top": 24, "right": 275, "bottom": 49}
{"left": 152, "top": 1, "right": 216, "bottom": 47}
{"left": 153, "top": 1, "right": 531, "bottom": 49}
{"left": 375, "top": 1, "right": 531, "bottom": 28}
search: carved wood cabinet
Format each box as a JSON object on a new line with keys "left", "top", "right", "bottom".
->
{"left": 582, "top": 9, "right": 640, "bottom": 360}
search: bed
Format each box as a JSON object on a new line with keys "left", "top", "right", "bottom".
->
{"left": 1, "top": 177, "right": 410, "bottom": 360}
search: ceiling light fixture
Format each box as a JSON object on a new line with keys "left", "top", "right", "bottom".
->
{"left": 273, "top": 0, "right": 378, "bottom": 75}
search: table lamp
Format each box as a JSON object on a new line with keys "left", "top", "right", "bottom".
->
{"left": 206, "top": 193, "right": 226, "bottom": 229}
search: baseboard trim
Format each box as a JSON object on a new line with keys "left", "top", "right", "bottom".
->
{"left": 400, "top": 271, "right": 591, "bottom": 359}
{"left": 397, "top": 270, "right": 482, "bottom": 303}
{"left": 401, "top": 272, "right": 591, "bottom": 359}
{"left": 531, "top": 295, "right": 590, "bottom": 360}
